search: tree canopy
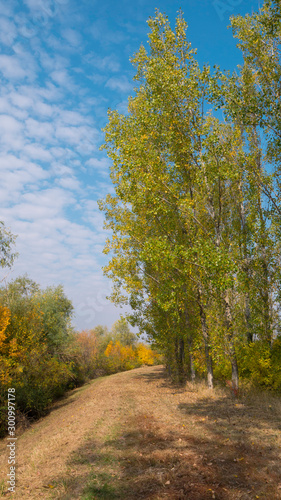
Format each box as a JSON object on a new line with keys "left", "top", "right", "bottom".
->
{"left": 0, "top": 221, "right": 17, "bottom": 271}
{"left": 99, "top": 3, "right": 281, "bottom": 390}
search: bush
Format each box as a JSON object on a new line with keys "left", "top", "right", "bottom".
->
{"left": 104, "top": 340, "right": 139, "bottom": 372}
{"left": 137, "top": 343, "right": 161, "bottom": 366}
{"left": 0, "top": 277, "right": 75, "bottom": 436}
{"left": 238, "top": 339, "right": 281, "bottom": 392}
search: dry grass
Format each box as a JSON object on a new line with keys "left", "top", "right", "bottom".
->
{"left": 1, "top": 366, "right": 281, "bottom": 499}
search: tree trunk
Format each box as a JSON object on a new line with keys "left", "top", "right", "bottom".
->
{"left": 197, "top": 289, "right": 213, "bottom": 389}
{"left": 230, "top": 353, "right": 239, "bottom": 395}
{"left": 224, "top": 290, "right": 239, "bottom": 391}
{"left": 183, "top": 305, "right": 196, "bottom": 382}
{"left": 190, "top": 352, "right": 196, "bottom": 382}
{"left": 261, "top": 253, "right": 271, "bottom": 346}
{"left": 174, "top": 336, "right": 185, "bottom": 384}
{"left": 204, "top": 339, "right": 213, "bottom": 389}
{"left": 178, "top": 336, "right": 185, "bottom": 384}
{"left": 245, "top": 293, "right": 253, "bottom": 343}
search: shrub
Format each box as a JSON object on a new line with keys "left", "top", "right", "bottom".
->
{"left": 238, "top": 340, "right": 281, "bottom": 392}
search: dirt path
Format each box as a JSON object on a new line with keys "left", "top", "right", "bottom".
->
{"left": 1, "top": 366, "right": 281, "bottom": 499}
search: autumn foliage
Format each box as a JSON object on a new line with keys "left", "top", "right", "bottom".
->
{"left": 73, "top": 320, "right": 161, "bottom": 381}
{"left": 0, "top": 277, "right": 74, "bottom": 436}
{"left": 99, "top": 6, "right": 281, "bottom": 392}
{"left": 0, "top": 281, "right": 160, "bottom": 438}
{"left": 104, "top": 340, "right": 160, "bottom": 373}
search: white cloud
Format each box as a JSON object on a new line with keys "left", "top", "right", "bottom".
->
{"left": 90, "top": 19, "right": 128, "bottom": 45}
{"left": 58, "top": 109, "right": 91, "bottom": 126}
{"left": 0, "top": 2, "right": 16, "bottom": 17}
{"left": 0, "top": 1, "right": 131, "bottom": 331}
{"left": 85, "top": 52, "right": 120, "bottom": 73}
{"left": 21, "top": 83, "right": 63, "bottom": 103}
{"left": 22, "top": 144, "right": 54, "bottom": 162}
{"left": 0, "top": 55, "right": 27, "bottom": 79}
{"left": 0, "top": 97, "right": 27, "bottom": 120}
{"left": 50, "top": 69, "right": 70, "bottom": 86}
{"left": 23, "top": 0, "right": 44, "bottom": 10}
{"left": 55, "top": 124, "right": 100, "bottom": 152}
{"left": 9, "top": 92, "right": 34, "bottom": 109}
{"left": 86, "top": 157, "right": 110, "bottom": 176}
{"left": 0, "top": 115, "right": 25, "bottom": 151}
{"left": 23, "top": 0, "right": 65, "bottom": 19}
{"left": 25, "top": 119, "right": 54, "bottom": 141}
{"left": 6, "top": 187, "right": 75, "bottom": 222}
{"left": 36, "top": 100, "right": 57, "bottom": 117}
{"left": 105, "top": 75, "right": 132, "bottom": 93}
{"left": 58, "top": 176, "right": 80, "bottom": 191}
{"left": 0, "top": 17, "right": 17, "bottom": 45}
{"left": 0, "top": 154, "right": 48, "bottom": 180}
{"left": 51, "top": 163, "right": 73, "bottom": 176}
{"left": 61, "top": 28, "right": 82, "bottom": 47}
{"left": 0, "top": 114, "right": 22, "bottom": 133}
{"left": 22, "top": 187, "right": 75, "bottom": 210}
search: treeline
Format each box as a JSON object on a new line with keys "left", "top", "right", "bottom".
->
{"left": 0, "top": 275, "right": 160, "bottom": 437}
{"left": 73, "top": 317, "right": 161, "bottom": 383}
{"left": 99, "top": 2, "right": 281, "bottom": 391}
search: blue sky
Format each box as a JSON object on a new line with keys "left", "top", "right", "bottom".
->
{"left": 0, "top": 0, "right": 260, "bottom": 331}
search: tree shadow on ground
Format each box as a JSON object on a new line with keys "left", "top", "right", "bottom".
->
{"left": 49, "top": 397, "right": 281, "bottom": 500}
{"left": 133, "top": 366, "right": 167, "bottom": 383}
{"left": 133, "top": 366, "right": 187, "bottom": 392}
{"left": 176, "top": 395, "right": 281, "bottom": 499}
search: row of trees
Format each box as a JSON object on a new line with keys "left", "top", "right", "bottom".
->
{"left": 0, "top": 247, "right": 159, "bottom": 437}
{"left": 74, "top": 318, "right": 160, "bottom": 383}
{"left": 99, "top": 1, "right": 281, "bottom": 391}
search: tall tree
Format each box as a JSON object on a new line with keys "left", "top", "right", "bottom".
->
{"left": 210, "top": 0, "right": 281, "bottom": 348}
{"left": 100, "top": 6, "right": 281, "bottom": 391}
{"left": 99, "top": 12, "right": 243, "bottom": 387}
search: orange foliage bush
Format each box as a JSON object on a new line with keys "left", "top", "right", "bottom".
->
{"left": 0, "top": 279, "right": 75, "bottom": 437}
{"left": 104, "top": 340, "right": 161, "bottom": 373}
{"left": 136, "top": 343, "right": 161, "bottom": 366}
{"left": 105, "top": 340, "right": 138, "bottom": 371}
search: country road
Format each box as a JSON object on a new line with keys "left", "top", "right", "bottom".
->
{"left": 1, "top": 365, "right": 281, "bottom": 499}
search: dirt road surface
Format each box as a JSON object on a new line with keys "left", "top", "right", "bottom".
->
{"left": 1, "top": 365, "right": 281, "bottom": 499}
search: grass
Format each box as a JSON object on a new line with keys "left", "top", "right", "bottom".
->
{"left": 0, "top": 480, "right": 5, "bottom": 497}
{"left": 58, "top": 371, "right": 281, "bottom": 499}
{"left": 1, "top": 366, "right": 281, "bottom": 499}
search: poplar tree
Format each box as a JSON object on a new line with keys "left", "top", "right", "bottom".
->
{"left": 99, "top": 4, "right": 281, "bottom": 389}
{"left": 99, "top": 12, "right": 245, "bottom": 387}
